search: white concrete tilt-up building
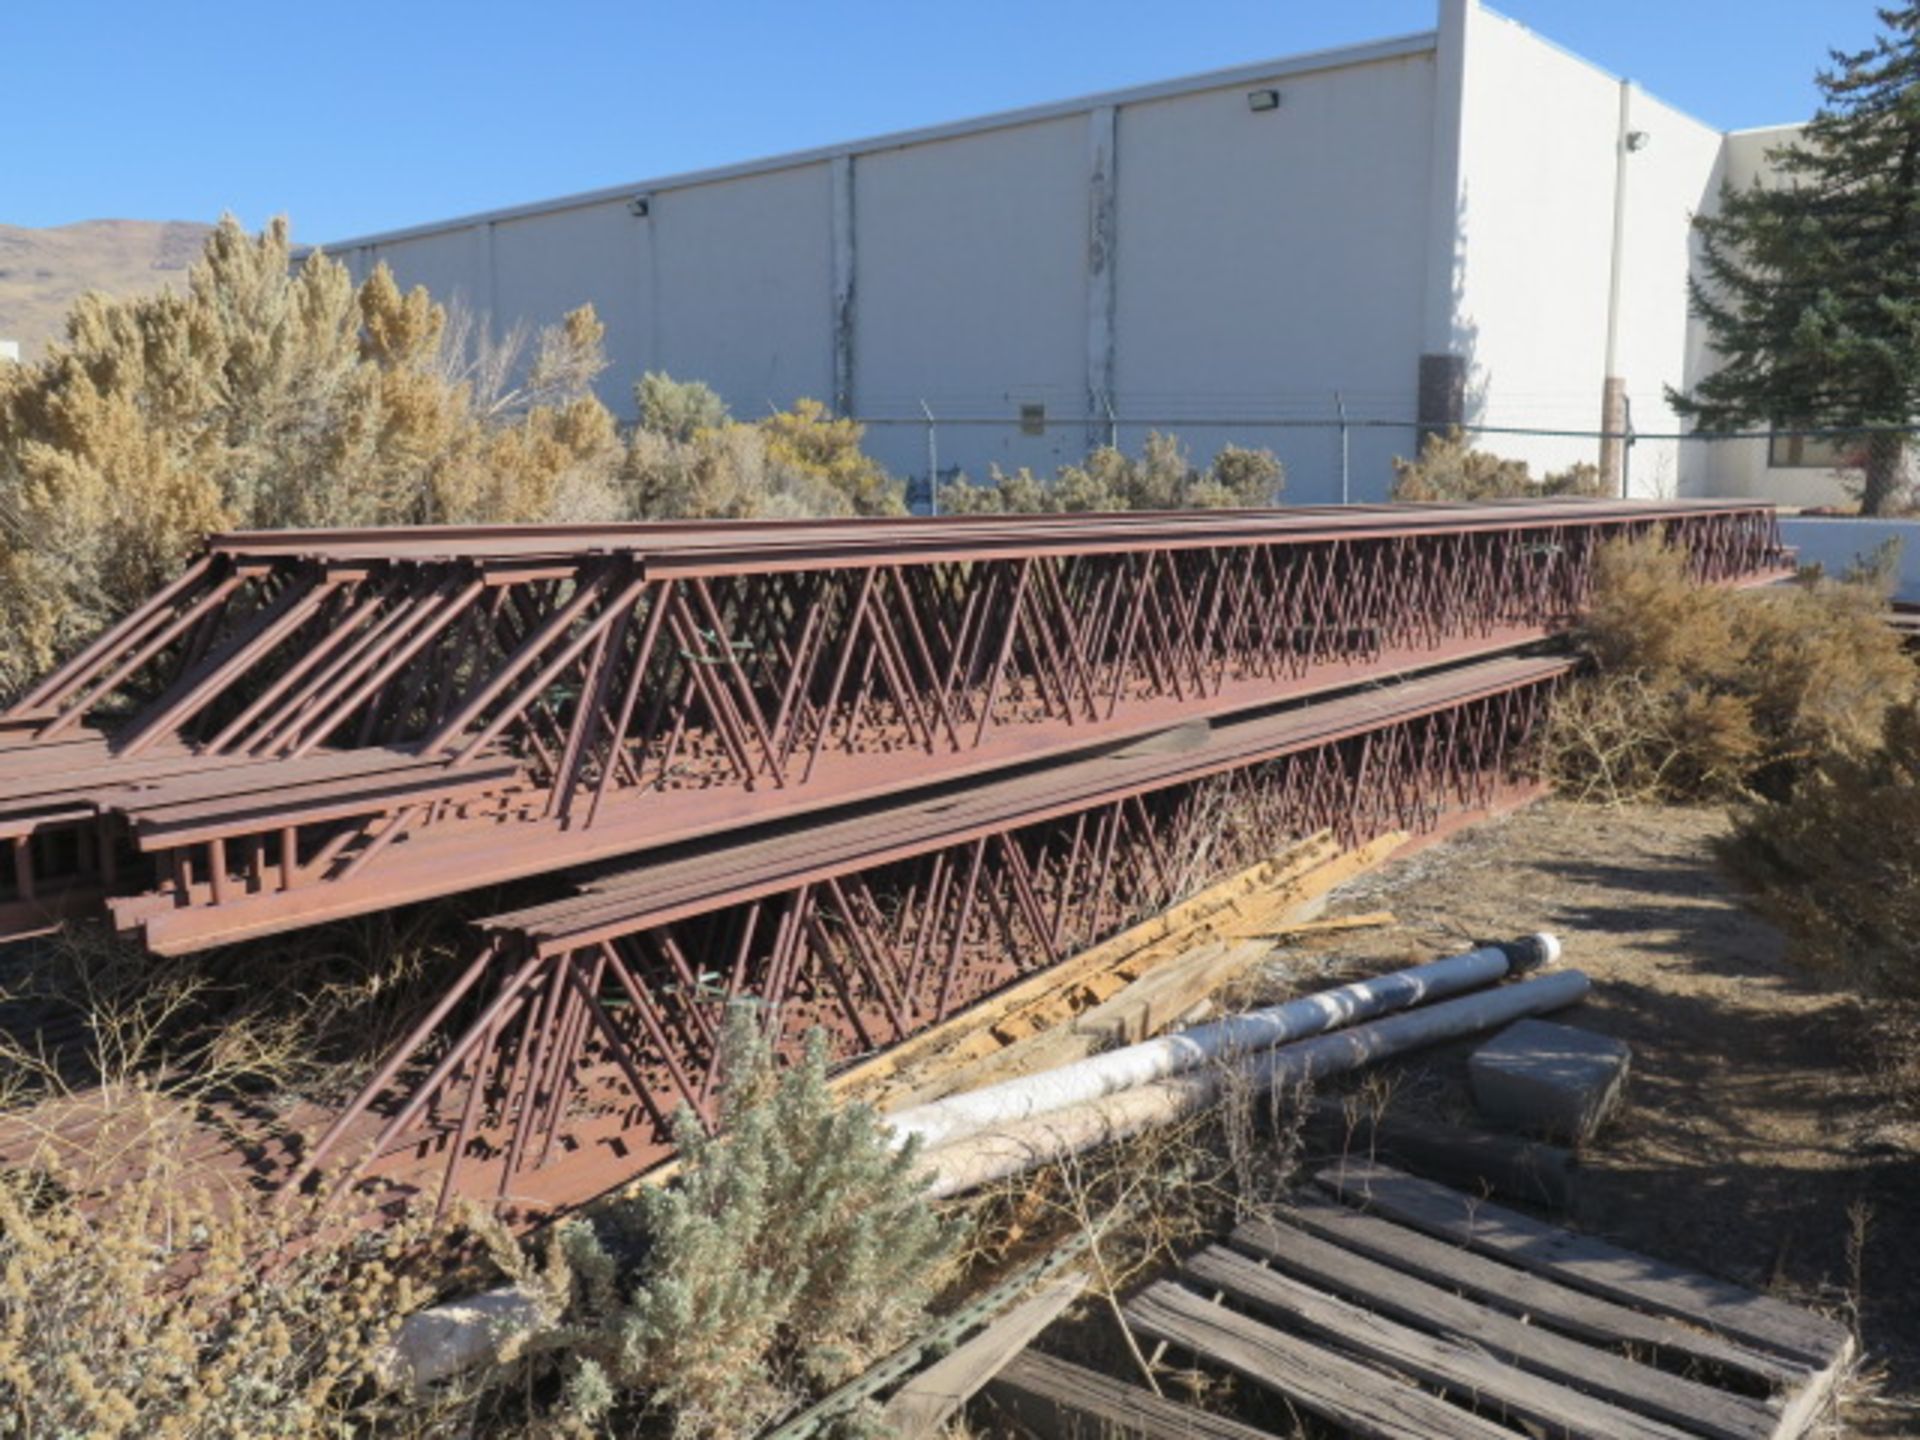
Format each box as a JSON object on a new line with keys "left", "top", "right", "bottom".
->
{"left": 320, "top": 0, "right": 1833, "bottom": 508}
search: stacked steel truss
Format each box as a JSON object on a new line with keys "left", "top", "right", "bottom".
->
{"left": 0, "top": 500, "right": 1790, "bottom": 1213}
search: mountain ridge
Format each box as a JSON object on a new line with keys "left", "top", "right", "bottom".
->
{"left": 0, "top": 218, "right": 215, "bottom": 361}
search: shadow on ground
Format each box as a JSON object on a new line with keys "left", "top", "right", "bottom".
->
{"left": 1307, "top": 799, "right": 1919, "bottom": 1429}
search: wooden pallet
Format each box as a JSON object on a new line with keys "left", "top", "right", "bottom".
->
{"left": 989, "top": 1163, "right": 1853, "bottom": 1440}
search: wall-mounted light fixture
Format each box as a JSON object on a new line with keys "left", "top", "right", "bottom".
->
{"left": 628, "top": 195, "right": 652, "bottom": 218}
{"left": 1624, "top": 130, "right": 1650, "bottom": 152}
{"left": 1247, "top": 89, "right": 1281, "bottom": 113}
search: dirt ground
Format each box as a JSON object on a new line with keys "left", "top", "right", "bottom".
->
{"left": 1299, "top": 799, "right": 1920, "bottom": 1434}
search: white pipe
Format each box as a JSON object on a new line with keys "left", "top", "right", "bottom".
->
{"left": 1602, "top": 77, "right": 1634, "bottom": 387}
{"left": 920, "top": 967, "right": 1591, "bottom": 1199}
{"left": 887, "top": 934, "right": 1559, "bottom": 1153}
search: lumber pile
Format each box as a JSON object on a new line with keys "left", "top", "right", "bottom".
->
{"left": 838, "top": 830, "right": 1401, "bottom": 1113}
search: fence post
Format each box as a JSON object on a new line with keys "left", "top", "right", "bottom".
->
{"left": 1335, "top": 392, "right": 1351, "bottom": 505}
{"left": 1622, "top": 394, "right": 1635, "bottom": 498}
{"left": 921, "top": 399, "right": 939, "bottom": 516}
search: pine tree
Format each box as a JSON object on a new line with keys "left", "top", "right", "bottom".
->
{"left": 1675, "top": 7, "right": 1920, "bottom": 514}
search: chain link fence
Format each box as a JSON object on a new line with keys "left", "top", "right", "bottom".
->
{"left": 844, "top": 400, "right": 1917, "bottom": 512}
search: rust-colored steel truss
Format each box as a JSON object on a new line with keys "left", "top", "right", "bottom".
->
{"left": 0, "top": 503, "right": 1786, "bottom": 953}
{"left": 288, "top": 653, "right": 1570, "bottom": 1217}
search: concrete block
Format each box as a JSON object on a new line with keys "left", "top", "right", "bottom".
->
{"left": 1469, "top": 1019, "right": 1629, "bottom": 1143}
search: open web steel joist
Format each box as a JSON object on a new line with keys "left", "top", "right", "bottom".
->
{"left": 288, "top": 653, "right": 1570, "bottom": 1216}
{"left": 0, "top": 501, "right": 1787, "bottom": 953}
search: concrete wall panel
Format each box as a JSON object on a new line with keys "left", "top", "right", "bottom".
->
{"left": 1454, "top": 12, "right": 1621, "bottom": 478}
{"left": 492, "top": 202, "right": 650, "bottom": 413}
{"left": 1113, "top": 52, "right": 1436, "bottom": 501}
{"left": 651, "top": 163, "right": 835, "bottom": 419}
{"left": 1614, "top": 89, "right": 1725, "bottom": 498}
{"left": 853, "top": 117, "right": 1089, "bottom": 478}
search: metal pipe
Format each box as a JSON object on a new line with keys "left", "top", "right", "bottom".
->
{"left": 919, "top": 967, "right": 1592, "bottom": 1199}
{"left": 886, "top": 934, "right": 1559, "bottom": 1152}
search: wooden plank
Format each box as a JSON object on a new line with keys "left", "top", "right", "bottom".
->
{"left": 1245, "top": 908, "right": 1395, "bottom": 938}
{"left": 985, "top": 1350, "right": 1284, "bottom": 1440}
{"left": 1303, "top": 1097, "right": 1577, "bottom": 1210}
{"left": 1228, "top": 1216, "right": 1778, "bottom": 1439}
{"left": 907, "top": 939, "right": 1272, "bottom": 1102}
{"left": 878, "top": 1274, "right": 1086, "bottom": 1437}
{"left": 875, "top": 833, "right": 1405, "bottom": 1110}
{"left": 1073, "top": 939, "right": 1273, "bottom": 1047}
{"left": 1317, "top": 1161, "right": 1854, "bottom": 1370}
{"left": 1122, "top": 1280, "right": 1512, "bottom": 1440}
{"left": 1270, "top": 1193, "right": 1809, "bottom": 1391}
{"left": 1765, "top": 1356, "right": 1852, "bottom": 1440}
{"left": 1183, "top": 1244, "right": 1698, "bottom": 1440}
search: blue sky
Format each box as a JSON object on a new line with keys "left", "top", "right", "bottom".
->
{"left": 0, "top": 2, "right": 1886, "bottom": 245}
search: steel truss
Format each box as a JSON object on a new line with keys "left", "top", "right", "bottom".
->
{"left": 289, "top": 653, "right": 1571, "bottom": 1216}
{"left": 0, "top": 503, "right": 1785, "bottom": 952}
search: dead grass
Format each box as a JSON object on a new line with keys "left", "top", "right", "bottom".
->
{"left": 0, "top": 908, "right": 501, "bottom": 1437}
{"left": 0, "top": 972, "right": 477, "bottom": 1440}
{"left": 0, "top": 900, "right": 487, "bottom": 1122}
{"left": 0, "top": 1113, "right": 465, "bottom": 1438}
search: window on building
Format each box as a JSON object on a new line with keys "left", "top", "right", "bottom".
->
{"left": 1019, "top": 403, "right": 1047, "bottom": 436}
{"left": 1768, "top": 423, "right": 1860, "bottom": 470}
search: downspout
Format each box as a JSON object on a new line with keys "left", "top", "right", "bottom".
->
{"left": 1600, "top": 79, "right": 1633, "bottom": 495}
{"left": 1417, "top": 0, "right": 1476, "bottom": 455}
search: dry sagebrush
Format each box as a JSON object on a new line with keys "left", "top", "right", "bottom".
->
{"left": 490, "top": 1013, "right": 953, "bottom": 1438}
{"left": 1547, "top": 534, "right": 1915, "bottom": 803}
{"left": 1390, "top": 427, "right": 1604, "bottom": 502}
{"left": 0, "top": 1101, "right": 451, "bottom": 1439}
{"left": 939, "top": 431, "right": 1282, "bottom": 514}
{"left": 0, "top": 919, "right": 480, "bottom": 1439}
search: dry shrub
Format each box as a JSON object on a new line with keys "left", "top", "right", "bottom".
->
{"left": 0, "top": 225, "right": 910, "bottom": 700}
{"left": 1391, "top": 427, "right": 1605, "bottom": 502}
{"left": 623, "top": 386, "right": 905, "bottom": 522}
{"left": 759, "top": 398, "right": 901, "bottom": 516}
{"left": 0, "top": 1088, "right": 460, "bottom": 1438}
{"left": 940, "top": 431, "right": 1282, "bottom": 513}
{"left": 0, "top": 934, "right": 487, "bottom": 1439}
{"left": 0, "top": 925, "right": 463, "bottom": 1437}
{"left": 1719, "top": 701, "right": 1920, "bottom": 1001}
{"left": 514, "top": 1013, "right": 952, "bottom": 1438}
{"left": 1547, "top": 535, "right": 1915, "bottom": 802}
{"left": 0, "top": 219, "right": 625, "bottom": 696}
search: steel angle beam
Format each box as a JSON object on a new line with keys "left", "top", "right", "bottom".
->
{"left": 0, "top": 503, "right": 1785, "bottom": 950}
